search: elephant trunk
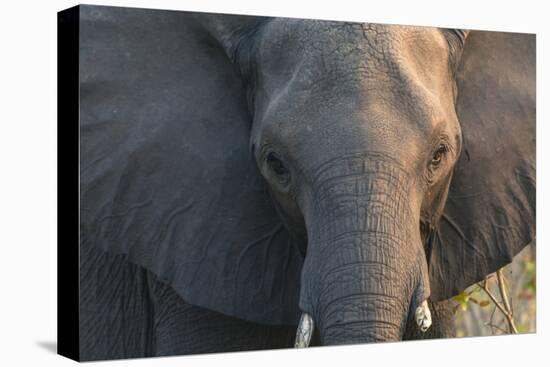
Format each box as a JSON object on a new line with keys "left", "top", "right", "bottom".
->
{"left": 310, "top": 231, "right": 427, "bottom": 344}
{"left": 298, "top": 156, "right": 431, "bottom": 345}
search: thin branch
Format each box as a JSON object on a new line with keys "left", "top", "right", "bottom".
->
{"left": 488, "top": 303, "right": 498, "bottom": 335}
{"left": 496, "top": 269, "right": 518, "bottom": 334}
{"left": 478, "top": 270, "right": 518, "bottom": 334}
{"left": 480, "top": 279, "right": 507, "bottom": 316}
{"left": 485, "top": 317, "right": 508, "bottom": 334}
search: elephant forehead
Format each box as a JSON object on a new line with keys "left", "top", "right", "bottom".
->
{"left": 253, "top": 21, "right": 457, "bottom": 174}
{"left": 255, "top": 20, "right": 454, "bottom": 134}
{"left": 258, "top": 20, "right": 449, "bottom": 89}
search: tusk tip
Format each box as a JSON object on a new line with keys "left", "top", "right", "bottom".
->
{"left": 295, "top": 313, "right": 314, "bottom": 348}
{"left": 415, "top": 300, "right": 432, "bottom": 333}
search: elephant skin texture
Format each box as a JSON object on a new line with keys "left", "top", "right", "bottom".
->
{"left": 76, "top": 4, "right": 535, "bottom": 359}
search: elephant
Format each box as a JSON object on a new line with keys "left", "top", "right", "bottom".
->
{"left": 76, "top": 4, "right": 535, "bottom": 360}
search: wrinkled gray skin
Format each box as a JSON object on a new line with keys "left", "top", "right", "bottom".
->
{"left": 78, "top": 5, "right": 535, "bottom": 359}
{"left": 247, "top": 21, "right": 460, "bottom": 343}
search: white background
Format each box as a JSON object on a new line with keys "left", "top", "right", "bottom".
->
{"left": 0, "top": 0, "right": 547, "bottom": 366}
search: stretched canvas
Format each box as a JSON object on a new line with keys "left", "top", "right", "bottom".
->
{"left": 57, "top": 4, "right": 536, "bottom": 361}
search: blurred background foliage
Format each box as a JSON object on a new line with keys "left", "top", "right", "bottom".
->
{"left": 453, "top": 242, "right": 536, "bottom": 337}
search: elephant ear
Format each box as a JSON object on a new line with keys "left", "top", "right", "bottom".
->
{"left": 80, "top": 5, "right": 302, "bottom": 325}
{"left": 429, "top": 30, "right": 536, "bottom": 300}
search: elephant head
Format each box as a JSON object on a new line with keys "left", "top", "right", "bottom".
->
{"left": 80, "top": 7, "right": 535, "bottom": 346}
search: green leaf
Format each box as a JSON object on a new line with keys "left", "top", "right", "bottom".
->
{"left": 479, "top": 300, "right": 491, "bottom": 307}
{"left": 453, "top": 291, "right": 470, "bottom": 312}
{"left": 517, "top": 323, "right": 529, "bottom": 333}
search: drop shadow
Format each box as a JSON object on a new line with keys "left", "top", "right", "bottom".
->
{"left": 36, "top": 340, "right": 57, "bottom": 354}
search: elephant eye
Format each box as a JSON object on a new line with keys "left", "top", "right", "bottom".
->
{"left": 266, "top": 152, "right": 289, "bottom": 177}
{"left": 430, "top": 144, "right": 448, "bottom": 166}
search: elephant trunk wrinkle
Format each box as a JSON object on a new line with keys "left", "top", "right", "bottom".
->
{"left": 299, "top": 166, "right": 429, "bottom": 345}
{"left": 314, "top": 257, "right": 410, "bottom": 344}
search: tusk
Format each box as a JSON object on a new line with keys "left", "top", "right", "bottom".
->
{"left": 415, "top": 300, "right": 432, "bottom": 333}
{"left": 294, "top": 313, "right": 314, "bottom": 348}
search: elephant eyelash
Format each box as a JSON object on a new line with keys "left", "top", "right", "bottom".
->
{"left": 265, "top": 152, "right": 292, "bottom": 190}
{"left": 425, "top": 142, "right": 452, "bottom": 185}
{"left": 430, "top": 144, "right": 448, "bottom": 166}
{"left": 267, "top": 152, "right": 289, "bottom": 176}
